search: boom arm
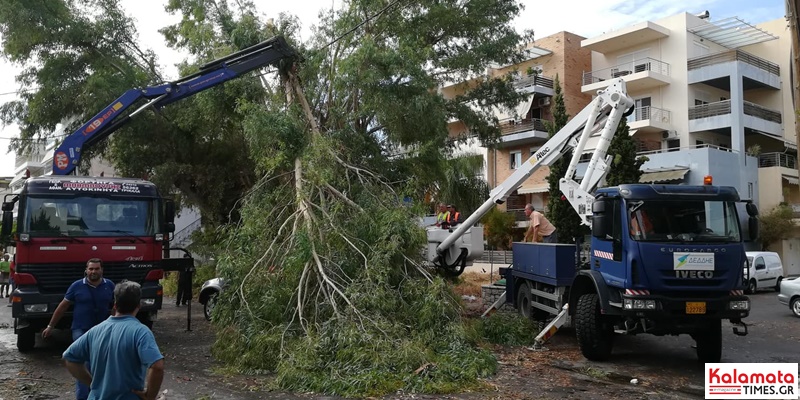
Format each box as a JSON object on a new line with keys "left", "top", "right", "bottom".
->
{"left": 434, "top": 79, "right": 633, "bottom": 258}
{"left": 52, "top": 36, "right": 298, "bottom": 175}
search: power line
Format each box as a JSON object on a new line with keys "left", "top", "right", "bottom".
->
{"left": 319, "top": 0, "right": 404, "bottom": 51}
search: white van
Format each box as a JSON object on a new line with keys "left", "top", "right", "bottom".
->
{"left": 745, "top": 251, "right": 785, "bottom": 294}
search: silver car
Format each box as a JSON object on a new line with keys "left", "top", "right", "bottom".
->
{"left": 199, "top": 277, "right": 226, "bottom": 321}
{"left": 777, "top": 276, "right": 800, "bottom": 318}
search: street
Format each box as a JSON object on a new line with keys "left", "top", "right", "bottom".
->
{"left": 0, "top": 290, "right": 797, "bottom": 399}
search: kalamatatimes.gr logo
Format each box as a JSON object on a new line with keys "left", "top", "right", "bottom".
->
{"left": 705, "top": 363, "right": 798, "bottom": 399}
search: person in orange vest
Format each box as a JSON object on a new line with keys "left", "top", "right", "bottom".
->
{"left": 443, "top": 205, "right": 462, "bottom": 229}
{"left": 630, "top": 208, "right": 655, "bottom": 237}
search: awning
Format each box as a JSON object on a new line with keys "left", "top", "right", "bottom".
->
{"left": 783, "top": 176, "right": 800, "bottom": 186}
{"left": 639, "top": 168, "right": 690, "bottom": 183}
{"left": 517, "top": 184, "right": 549, "bottom": 194}
{"left": 494, "top": 95, "right": 535, "bottom": 122}
{"left": 687, "top": 17, "right": 778, "bottom": 49}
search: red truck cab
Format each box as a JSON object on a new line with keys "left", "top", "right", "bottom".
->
{"left": 1, "top": 176, "right": 187, "bottom": 352}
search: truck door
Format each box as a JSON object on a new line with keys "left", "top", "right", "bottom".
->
{"left": 591, "top": 198, "right": 627, "bottom": 288}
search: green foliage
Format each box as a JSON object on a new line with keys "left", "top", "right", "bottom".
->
{"left": 604, "top": 119, "right": 647, "bottom": 187}
{"left": 2, "top": 0, "right": 531, "bottom": 397}
{"left": 759, "top": 204, "right": 794, "bottom": 251}
{"left": 470, "top": 313, "right": 538, "bottom": 346}
{"left": 545, "top": 75, "right": 587, "bottom": 243}
{"left": 161, "top": 264, "right": 216, "bottom": 297}
{"left": 481, "top": 208, "right": 516, "bottom": 250}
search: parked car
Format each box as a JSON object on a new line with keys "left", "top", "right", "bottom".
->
{"left": 198, "top": 277, "right": 226, "bottom": 321}
{"left": 745, "top": 251, "right": 784, "bottom": 294}
{"left": 777, "top": 276, "right": 800, "bottom": 317}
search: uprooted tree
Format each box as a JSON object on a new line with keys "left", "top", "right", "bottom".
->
{"left": 1, "top": 0, "right": 533, "bottom": 395}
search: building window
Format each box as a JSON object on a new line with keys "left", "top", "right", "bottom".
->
{"left": 510, "top": 151, "right": 522, "bottom": 170}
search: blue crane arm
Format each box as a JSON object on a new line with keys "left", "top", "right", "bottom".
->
{"left": 52, "top": 36, "right": 298, "bottom": 175}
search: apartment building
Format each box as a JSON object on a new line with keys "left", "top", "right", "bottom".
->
{"left": 580, "top": 11, "right": 799, "bottom": 270}
{"left": 441, "top": 31, "right": 592, "bottom": 219}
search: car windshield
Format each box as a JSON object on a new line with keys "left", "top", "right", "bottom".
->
{"left": 628, "top": 199, "right": 740, "bottom": 243}
{"left": 23, "top": 196, "right": 158, "bottom": 237}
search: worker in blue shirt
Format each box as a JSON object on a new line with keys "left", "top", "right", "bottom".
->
{"left": 63, "top": 280, "right": 164, "bottom": 400}
{"left": 43, "top": 258, "right": 115, "bottom": 400}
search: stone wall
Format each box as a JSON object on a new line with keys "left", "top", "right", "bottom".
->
{"left": 481, "top": 284, "right": 516, "bottom": 314}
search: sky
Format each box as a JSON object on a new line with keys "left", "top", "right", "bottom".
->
{"left": 0, "top": 0, "right": 788, "bottom": 177}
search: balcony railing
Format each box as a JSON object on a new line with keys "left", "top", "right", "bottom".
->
{"left": 688, "top": 100, "right": 731, "bottom": 119}
{"left": 500, "top": 118, "right": 548, "bottom": 135}
{"left": 687, "top": 50, "right": 780, "bottom": 75}
{"left": 688, "top": 100, "right": 782, "bottom": 124}
{"left": 629, "top": 106, "right": 671, "bottom": 123}
{"left": 743, "top": 100, "right": 782, "bottom": 124}
{"left": 582, "top": 58, "right": 671, "bottom": 85}
{"left": 637, "top": 143, "right": 735, "bottom": 156}
{"left": 513, "top": 75, "right": 554, "bottom": 90}
{"left": 758, "top": 152, "right": 797, "bottom": 169}
{"left": 505, "top": 208, "right": 528, "bottom": 221}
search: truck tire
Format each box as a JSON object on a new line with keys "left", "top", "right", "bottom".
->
{"left": 17, "top": 328, "right": 35, "bottom": 353}
{"left": 516, "top": 282, "right": 533, "bottom": 319}
{"left": 575, "top": 292, "right": 614, "bottom": 361}
{"left": 695, "top": 320, "right": 722, "bottom": 363}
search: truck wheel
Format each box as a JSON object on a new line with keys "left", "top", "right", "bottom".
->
{"left": 774, "top": 277, "right": 783, "bottom": 292}
{"left": 575, "top": 293, "right": 614, "bottom": 361}
{"left": 17, "top": 328, "right": 35, "bottom": 353}
{"left": 695, "top": 320, "right": 722, "bottom": 363}
{"left": 516, "top": 283, "right": 533, "bottom": 319}
{"left": 746, "top": 279, "right": 756, "bottom": 294}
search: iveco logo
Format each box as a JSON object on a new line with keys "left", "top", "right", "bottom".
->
{"left": 661, "top": 247, "right": 726, "bottom": 253}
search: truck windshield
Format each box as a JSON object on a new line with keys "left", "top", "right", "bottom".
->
{"left": 23, "top": 196, "right": 158, "bottom": 237}
{"left": 628, "top": 200, "right": 740, "bottom": 243}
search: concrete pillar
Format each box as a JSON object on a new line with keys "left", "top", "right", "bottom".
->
{"left": 730, "top": 65, "right": 747, "bottom": 196}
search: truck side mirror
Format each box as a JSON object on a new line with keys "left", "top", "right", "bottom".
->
{"left": 745, "top": 202, "right": 759, "bottom": 217}
{"left": 1, "top": 210, "right": 12, "bottom": 239}
{"left": 592, "top": 214, "right": 609, "bottom": 238}
{"left": 748, "top": 216, "right": 759, "bottom": 241}
{"left": 164, "top": 200, "right": 175, "bottom": 223}
{"left": 591, "top": 200, "right": 610, "bottom": 239}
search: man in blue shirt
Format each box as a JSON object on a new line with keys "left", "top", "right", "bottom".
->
{"left": 63, "top": 280, "right": 165, "bottom": 400}
{"left": 43, "top": 258, "right": 115, "bottom": 400}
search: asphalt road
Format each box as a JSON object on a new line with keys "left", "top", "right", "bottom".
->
{"left": 0, "top": 290, "right": 796, "bottom": 399}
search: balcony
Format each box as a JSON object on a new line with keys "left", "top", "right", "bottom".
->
{"left": 581, "top": 21, "right": 670, "bottom": 53}
{"left": 688, "top": 100, "right": 782, "bottom": 136}
{"left": 758, "top": 153, "right": 797, "bottom": 169}
{"left": 495, "top": 118, "right": 549, "bottom": 148}
{"left": 513, "top": 75, "right": 554, "bottom": 97}
{"left": 628, "top": 106, "right": 672, "bottom": 133}
{"left": 582, "top": 58, "right": 670, "bottom": 93}
{"left": 687, "top": 50, "right": 780, "bottom": 90}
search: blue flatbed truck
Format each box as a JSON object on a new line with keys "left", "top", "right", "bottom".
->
{"left": 501, "top": 183, "right": 758, "bottom": 362}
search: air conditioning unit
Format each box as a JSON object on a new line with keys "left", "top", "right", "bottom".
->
{"left": 662, "top": 130, "right": 678, "bottom": 140}
{"left": 538, "top": 97, "right": 551, "bottom": 107}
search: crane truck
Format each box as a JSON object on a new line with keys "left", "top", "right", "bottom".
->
{"left": 0, "top": 36, "right": 298, "bottom": 351}
{"left": 426, "top": 78, "right": 758, "bottom": 363}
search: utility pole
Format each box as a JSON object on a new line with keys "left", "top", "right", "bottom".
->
{"left": 788, "top": 0, "right": 800, "bottom": 176}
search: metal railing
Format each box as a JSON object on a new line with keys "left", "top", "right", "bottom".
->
{"left": 513, "top": 75, "right": 554, "bottom": 90}
{"left": 582, "top": 58, "right": 671, "bottom": 85}
{"left": 634, "top": 139, "right": 662, "bottom": 153}
{"left": 688, "top": 100, "right": 731, "bottom": 119}
{"left": 499, "top": 118, "right": 548, "bottom": 135}
{"left": 171, "top": 217, "right": 202, "bottom": 248}
{"left": 688, "top": 100, "right": 782, "bottom": 123}
{"left": 505, "top": 208, "right": 528, "bottom": 221}
{"left": 688, "top": 50, "right": 780, "bottom": 75}
{"left": 743, "top": 100, "right": 782, "bottom": 124}
{"left": 628, "top": 106, "right": 671, "bottom": 123}
{"left": 637, "top": 143, "right": 735, "bottom": 156}
{"left": 758, "top": 153, "right": 797, "bottom": 169}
